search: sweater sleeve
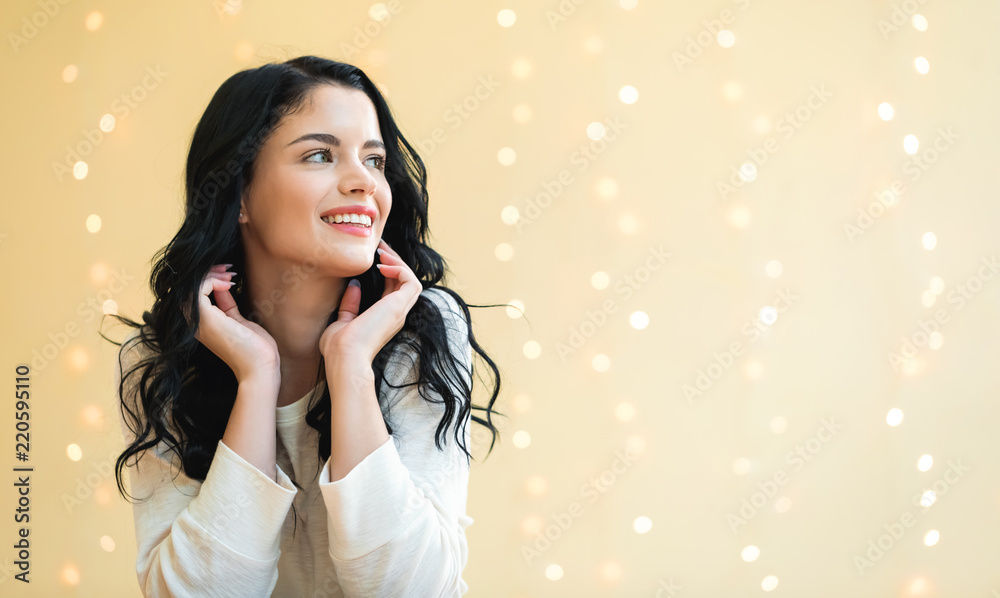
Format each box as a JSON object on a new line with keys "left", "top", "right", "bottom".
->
{"left": 115, "top": 330, "right": 299, "bottom": 597}
{"left": 318, "top": 288, "right": 476, "bottom": 597}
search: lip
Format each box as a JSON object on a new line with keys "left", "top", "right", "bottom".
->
{"left": 319, "top": 204, "right": 376, "bottom": 238}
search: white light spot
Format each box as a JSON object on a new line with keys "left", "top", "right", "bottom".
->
{"left": 497, "top": 9, "right": 516, "bottom": 27}
{"left": 878, "top": 102, "right": 894, "bottom": 121}
{"left": 917, "top": 454, "right": 933, "bottom": 472}
{"left": 619, "top": 85, "right": 639, "bottom": 104}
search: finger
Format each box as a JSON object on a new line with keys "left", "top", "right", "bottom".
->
{"left": 209, "top": 264, "right": 233, "bottom": 273}
{"left": 337, "top": 280, "right": 362, "bottom": 323}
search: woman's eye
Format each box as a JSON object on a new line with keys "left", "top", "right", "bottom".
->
{"left": 366, "top": 155, "right": 387, "bottom": 170}
{"left": 305, "top": 149, "right": 332, "bottom": 163}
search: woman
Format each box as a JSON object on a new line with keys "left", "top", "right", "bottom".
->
{"left": 106, "top": 55, "right": 503, "bottom": 597}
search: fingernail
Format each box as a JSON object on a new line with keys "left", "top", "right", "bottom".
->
{"left": 376, "top": 248, "right": 385, "bottom": 255}
{"left": 349, "top": 279, "right": 361, "bottom": 287}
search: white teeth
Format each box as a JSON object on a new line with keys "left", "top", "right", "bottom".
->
{"left": 321, "top": 213, "right": 372, "bottom": 227}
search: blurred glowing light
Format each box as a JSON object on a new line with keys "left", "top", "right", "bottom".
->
{"left": 722, "top": 81, "right": 743, "bottom": 102}
{"left": 745, "top": 359, "right": 764, "bottom": 379}
{"left": 912, "top": 14, "right": 928, "bottom": 31}
{"left": 523, "top": 340, "right": 541, "bottom": 359}
{"left": 521, "top": 515, "right": 543, "bottom": 534}
{"left": 618, "top": 213, "right": 639, "bottom": 235}
{"left": 596, "top": 176, "right": 619, "bottom": 199}
{"left": 102, "top": 299, "right": 118, "bottom": 315}
{"left": 753, "top": 115, "right": 772, "bottom": 134}
{"left": 917, "top": 454, "right": 933, "bottom": 472}
{"left": 222, "top": 0, "right": 243, "bottom": 16}
{"left": 74, "top": 161, "right": 88, "bottom": 180}
{"left": 501, "top": 205, "right": 519, "bottom": 225}
{"left": 733, "top": 458, "right": 751, "bottom": 475}
{"left": 717, "top": 30, "right": 735, "bottom": 47}
{"left": 234, "top": 41, "right": 255, "bottom": 61}
{"left": 629, "top": 311, "right": 649, "bottom": 330}
{"left": 545, "top": 564, "right": 564, "bottom": 581}
{"left": 512, "top": 430, "right": 531, "bottom": 448}
{"left": 100, "top": 536, "right": 116, "bottom": 552}
{"left": 62, "top": 64, "right": 78, "bottom": 83}
{"left": 903, "top": 134, "right": 919, "bottom": 154}
{"left": 494, "top": 243, "right": 514, "bottom": 261}
{"left": 930, "top": 276, "right": 945, "bottom": 294}
{"left": 619, "top": 0, "right": 638, "bottom": 9}
{"left": 920, "top": 490, "right": 936, "bottom": 507}
{"left": 584, "top": 35, "right": 603, "bottom": 54}
{"left": 60, "top": 565, "right": 81, "bottom": 586}
{"left": 600, "top": 560, "right": 623, "bottom": 582}
{"left": 67, "top": 444, "right": 83, "bottom": 461}
{"left": 633, "top": 516, "right": 652, "bottom": 533}
{"left": 738, "top": 161, "right": 757, "bottom": 182}
{"left": 86, "top": 214, "right": 102, "bottom": 233}
{"left": 758, "top": 306, "right": 778, "bottom": 325}
{"left": 928, "top": 331, "right": 943, "bottom": 350}
{"left": 497, "top": 9, "right": 516, "bottom": 27}
{"left": 619, "top": 85, "right": 639, "bottom": 104}
{"left": 506, "top": 299, "right": 525, "bottom": 319}
{"left": 921, "top": 290, "right": 936, "bottom": 307}
{"left": 626, "top": 435, "right": 645, "bottom": 456}
{"left": 587, "top": 122, "right": 606, "bottom": 140}
{"left": 770, "top": 416, "right": 788, "bottom": 434}
{"left": 526, "top": 475, "right": 547, "bottom": 495}
{"left": 511, "top": 58, "right": 532, "bottom": 78}
{"left": 741, "top": 545, "right": 760, "bottom": 562}
{"left": 591, "top": 271, "right": 610, "bottom": 289}
{"left": 887, "top": 408, "right": 904, "bottom": 427}
{"left": 878, "top": 102, "right": 894, "bottom": 121}
{"left": 85, "top": 11, "right": 103, "bottom": 31}
{"left": 592, "top": 354, "right": 610, "bottom": 372}
{"left": 68, "top": 346, "right": 89, "bottom": 371}
{"left": 512, "top": 394, "right": 531, "bottom": 412}
{"left": 728, "top": 206, "right": 751, "bottom": 228}
{"left": 915, "top": 57, "right": 930, "bottom": 74}
{"left": 497, "top": 147, "right": 516, "bottom": 165}
{"left": 762, "top": 575, "right": 778, "bottom": 591}
{"left": 765, "top": 260, "right": 783, "bottom": 278}
{"left": 922, "top": 232, "right": 937, "bottom": 250}
{"left": 82, "top": 405, "right": 104, "bottom": 426}
{"left": 512, "top": 103, "right": 532, "bottom": 123}
{"left": 99, "top": 114, "right": 115, "bottom": 132}
{"left": 923, "top": 530, "right": 939, "bottom": 546}
{"left": 615, "top": 402, "right": 636, "bottom": 422}
{"left": 774, "top": 496, "right": 791, "bottom": 513}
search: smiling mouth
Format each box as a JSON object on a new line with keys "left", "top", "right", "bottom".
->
{"left": 320, "top": 214, "right": 373, "bottom": 228}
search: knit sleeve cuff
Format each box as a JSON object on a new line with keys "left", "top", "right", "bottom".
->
{"left": 185, "top": 439, "right": 298, "bottom": 562}
{"left": 318, "top": 435, "right": 421, "bottom": 561}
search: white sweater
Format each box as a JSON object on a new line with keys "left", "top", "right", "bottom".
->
{"left": 115, "top": 288, "right": 474, "bottom": 597}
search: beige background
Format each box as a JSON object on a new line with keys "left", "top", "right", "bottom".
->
{"left": 1, "top": 0, "right": 999, "bottom": 595}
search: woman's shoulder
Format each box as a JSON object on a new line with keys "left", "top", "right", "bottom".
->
{"left": 421, "top": 286, "right": 469, "bottom": 327}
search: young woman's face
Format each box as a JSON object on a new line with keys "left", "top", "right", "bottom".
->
{"left": 239, "top": 83, "right": 391, "bottom": 277}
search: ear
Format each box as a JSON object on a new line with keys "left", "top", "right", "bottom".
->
{"left": 238, "top": 191, "right": 249, "bottom": 223}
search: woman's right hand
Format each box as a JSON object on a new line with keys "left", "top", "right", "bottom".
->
{"left": 190, "top": 265, "right": 280, "bottom": 386}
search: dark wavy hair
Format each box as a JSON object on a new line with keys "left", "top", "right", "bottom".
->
{"left": 102, "top": 56, "right": 506, "bottom": 527}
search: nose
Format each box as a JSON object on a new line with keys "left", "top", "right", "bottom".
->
{"left": 338, "top": 155, "right": 378, "bottom": 197}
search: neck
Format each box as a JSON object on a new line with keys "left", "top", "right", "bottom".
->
{"left": 241, "top": 257, "right": 347, "bottom": 401}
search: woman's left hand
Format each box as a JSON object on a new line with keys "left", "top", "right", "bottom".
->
{"left": 319, "top": 238, "right": 422, "bottom": 365}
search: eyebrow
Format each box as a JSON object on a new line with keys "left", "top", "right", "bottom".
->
{"left": 285, "top": 132, "right": 385, "bottom": 152}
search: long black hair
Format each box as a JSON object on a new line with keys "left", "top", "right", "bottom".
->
{"left": 103, "top": 56, "right": 506, "bottom": 515}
